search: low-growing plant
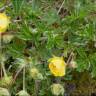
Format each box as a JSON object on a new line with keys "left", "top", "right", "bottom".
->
{"left": 0, "top": 0, "right": 96, "bottom": 96}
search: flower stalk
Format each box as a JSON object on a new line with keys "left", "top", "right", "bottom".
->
{"left": 23, "top": 66, "right": 26, "bottom": 91}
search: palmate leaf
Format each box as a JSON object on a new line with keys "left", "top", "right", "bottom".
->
{"left": 11, "top": 0, "right": 25, "bottom": 15}
{"left": 75, "top": 48, "right": 90, "bottom": 72}
{"left": 42, "top": 9, "right": 60, "bottom": 25}
{"left": 8, "top": 38, "right": 26, "bottom": 58}
{"left": 17, "top": 24, "right": 32, "bottom": 40}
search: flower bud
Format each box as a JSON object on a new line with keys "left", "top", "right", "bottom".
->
{"left": 16, "top": 90, "right": 30, "bottom": 96}
{"left": 37, "top": 73, "right": 43, "bottom": 80}
{"left": 0, "top": 76, "right": 13, "bottom": 87}
{"left": 3, "top": 34, "right": 14, "bottom": 43}
{"left": 51, "top": 83, "right": 64, "bottom": 96}
{"left": 0, "top": 87, "right": 10, "bottom": 96}
{"left": 30, "top": 68, "right": 43, "bottom": 80}
{"left": 69, "top": 61, "right": 77, "bottom": 69}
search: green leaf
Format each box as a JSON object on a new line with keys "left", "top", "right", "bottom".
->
{"left": 11, "top": 0, "right": 25, "bottom": 15}
{"left": 8, "top": 39, "right": 25, "bottom": 58}
{"left": 42, "top": 9, "right": 60, "bottom": 25}
{"left": 17, "top": 23, "right": 33, "bottom": 40}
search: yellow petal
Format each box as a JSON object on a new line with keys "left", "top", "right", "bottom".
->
{"left": 0, "top": 13, "right": 10, "bottom": 33}
{"left": 48, "top": 56, "right": 66, "bottom": 77}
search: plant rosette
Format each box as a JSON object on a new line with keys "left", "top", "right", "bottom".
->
{"left": 0, "top": 13, "right": 10, "bottom": 33}
{"left": 48, "top": 56, "right": 66, "bottom": 77}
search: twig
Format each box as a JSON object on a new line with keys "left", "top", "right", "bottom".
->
{"left": 13, "top": 19, "right": 22, "bottom": 23}
{"left": 57, "top": 0, "right": 65, "bottom": 14}
{"left": 67, "top": 52, "right": 74, "bottom": 64}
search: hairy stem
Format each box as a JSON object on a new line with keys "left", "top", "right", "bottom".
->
{"left": 0, "top": 33, "right": 7, "bottom": 77}
{"left": 34, "top": 80, "right": 40, "bottom": 96}
{"left": 0, "top": 33, "right": 2, "bottom": 78}
{"left": 1, "top": 61, "right": 7, "bottom": 77}
{"left": 23, "top": 66, "right": 26, "bottom": 91}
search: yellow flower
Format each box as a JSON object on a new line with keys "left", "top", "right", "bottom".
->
{"left": 0, "top": 13, "right": 10, "bottom": 33}
{"left": 48, "top": 56, "right": 66, "bottom": 77}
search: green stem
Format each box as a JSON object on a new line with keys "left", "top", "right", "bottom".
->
{"left": 0, "top": 33, "right": 1, "bottom": 51}
{"left": 34, "top": 80, "right": 40, "bottom": 96}
{"left": 0, "top": 33, "right": 2, "bottom": 77}
{"left": 0, "top": 33, "right": 7, "bottom": 77}
{"left": 1, "top": 61, "right": 7, "bottom": 77}
{"left": 55, "top": 77, "right": 61, "bottom": 83}
{"left": 0, "top": 64, "right": 2, "bottom": 78}
{"left": 23, "top": 67, "right": 26, "bottom": 90}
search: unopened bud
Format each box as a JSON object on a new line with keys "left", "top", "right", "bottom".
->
{"left": 0, "top": 87, "right": 10, "bottom": 96}
{"left": 51, "top": 83, "right": 64, "bottom": 96}
{"left": 3, "top": 34, "right": 14, "bottom": 43}
{"left": 0, "top": 76, "right": 13, "bottom": 87}
{"left": 69, "top": 61, "right": 77, "bottom": 69}
{"left": 30, "top": 68, "right": 43, "bottom": 80}
{"left": 16, "top": 90, "right": 30, "bottom": 96}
